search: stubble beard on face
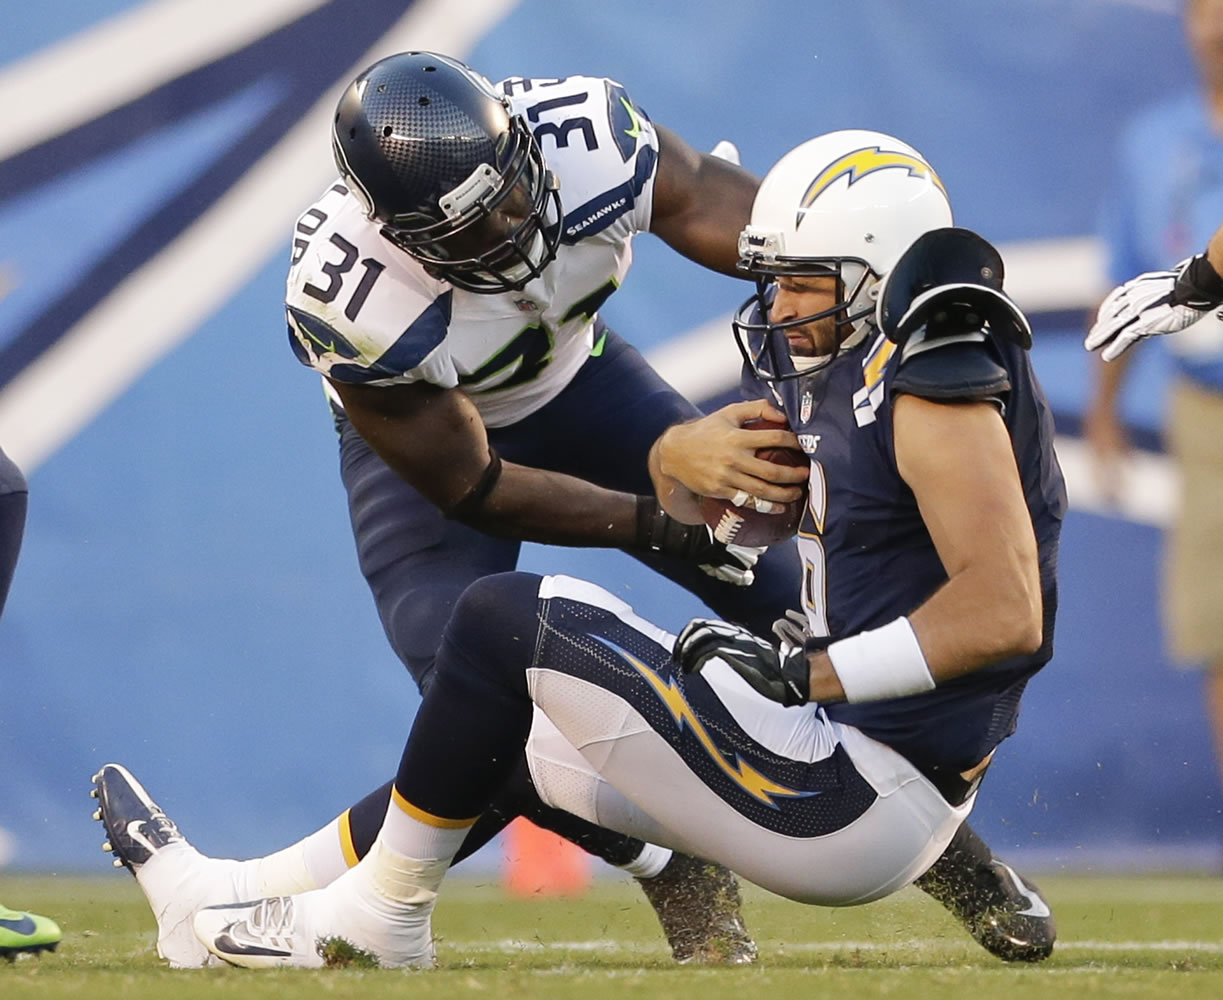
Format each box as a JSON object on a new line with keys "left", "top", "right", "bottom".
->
{"left": 788, "top": 315, "right": 840, "bottom": 357}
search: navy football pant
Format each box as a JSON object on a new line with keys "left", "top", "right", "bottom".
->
{"left": 0, "top": 446, "right": 28, "bottom": 620}
{"left": 334, "top": 328, "right": 801, "bottom": 866}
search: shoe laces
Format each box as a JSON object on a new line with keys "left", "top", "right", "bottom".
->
{"left": 246, "top": 897, "right": 296, "bottom": 939}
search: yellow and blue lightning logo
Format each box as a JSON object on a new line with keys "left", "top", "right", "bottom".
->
{"left": 591, "top": 635, "right": 812, "bottom": 809}
{"left": 796, "top": 146, "right": 948, "bottom": 227}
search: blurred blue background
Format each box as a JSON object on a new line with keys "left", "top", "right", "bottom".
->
{"left": 2, "top": 0, "right": 1218, "bottom": 873}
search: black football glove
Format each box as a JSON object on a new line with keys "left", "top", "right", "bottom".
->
{"left": 634, "top": 497, "right": 762, "bottom": 586}
{"left": 673, "top": 618, "right": 810, "bottom": 707}
{"left": 1172, "top": 250, "right": 1223, "bottom": 309}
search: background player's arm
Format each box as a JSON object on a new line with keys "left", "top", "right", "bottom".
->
{"left": 807, "top": 396, "right": 1042, "bottom": 702}
{"left": 329, "top": 378, "right": 639, "bottom": 546}
{"left": 648, "top": 124, "right": 760, "bottom": 277}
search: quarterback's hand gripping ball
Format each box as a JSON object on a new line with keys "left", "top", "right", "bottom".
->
{"left": 698, "top": 418, "right": 808, "bottom": 547}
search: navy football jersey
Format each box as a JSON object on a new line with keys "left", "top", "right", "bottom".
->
{"left": 741, "top": 316, "right": 1066, "bottom": 778}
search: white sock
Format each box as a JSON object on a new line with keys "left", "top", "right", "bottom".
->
{"left": 380, "top": 787, "right": 474, "bottom": 860}
{"left": 367, "top": 787, "right": 474, "bottom": 904}
{"left": 621, "top": 843, "right": 673, "bottom": 879}
{"left": 232, "top": 812, "right": 356, "bottom": 899}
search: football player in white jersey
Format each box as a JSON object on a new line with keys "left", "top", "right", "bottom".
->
{"left": 95, "top": 57, "right": 1052, "bottom": 969}
{"left": 99, "top": 49, "right": 805, "bottom": 969}
{"left": 173, "top": 130, "right": 1060, "bottom": 971}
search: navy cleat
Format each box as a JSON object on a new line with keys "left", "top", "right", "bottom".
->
{"left": 91, "top": 762, "right": 242, "bottom": 967}
{"left": 0, "top": 905, "right": 61, "bottom": 961}
{"left": 636, "top": 852, "right": 757, "bottom": 965}
{"left": 92, "top": 763, "right": 185, "bottom": 872}
{"left": 915, "top": 824, "right": 1056, "bottom": 962}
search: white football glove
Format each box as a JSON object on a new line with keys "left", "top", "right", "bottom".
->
{"left": 770, "top": 608, "right": 809, "bottom": 649}
{"left": 698, "top": 538, "right": 764, "bottom": 587}
{"left": 1085, "top": 257, "right": 1206, "bottom": 362}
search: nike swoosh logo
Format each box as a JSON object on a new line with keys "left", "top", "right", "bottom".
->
{"left": 0, "top": 916, "right": 37, "bottom": 934}
{"left": 126, "top": 819, "right": 158, "bottom": 854}
{"left": 303, "top": 327, "right": 336, "bottom": 353}
{"left": 620, "top": 96, "right": 645, "bottom": 140}
{"left": 289, "top": 311, "right": 336, "bottom": 354}
{"left": 214, "top": 928, "right": 292, "bottom": 957}
{"left": 996, "top": 862, "right": 1051, "bottom": 918}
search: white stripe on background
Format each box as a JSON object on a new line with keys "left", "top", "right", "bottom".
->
{"left": 0, "top": 0, "right": 520, "bottom": 473}
{"left": 0, "top": 0, "right": 331, "bottom": 162}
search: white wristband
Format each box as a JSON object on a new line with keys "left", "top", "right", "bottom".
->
{"left": 826, "top": 617, "right": 935, "bottom": 704}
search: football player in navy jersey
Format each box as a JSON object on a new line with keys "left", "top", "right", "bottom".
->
{"left": 171, "top": 130, "right": 1063, "bottom": 970}
{"left": 0, "top": 446, "right": 63, "bottom": 961}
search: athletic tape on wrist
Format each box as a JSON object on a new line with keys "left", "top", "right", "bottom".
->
{"left": 826, "top": 617, "right": 935, "bottom": 703}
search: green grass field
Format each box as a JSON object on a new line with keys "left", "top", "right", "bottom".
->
{"left": 2, "top": 872, "right": 1221, "bottom": 999}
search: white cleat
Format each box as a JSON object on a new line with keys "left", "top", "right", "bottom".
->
{"left": 193, "top": 864, "right": 436, "bottom": 970}
{"left": 91, "top": 763, "right": 244, "bottom": 968}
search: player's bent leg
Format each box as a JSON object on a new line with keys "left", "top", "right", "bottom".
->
{"left": 337, "top": 413, "right": 521, "bottom": 689}
{"left": 529, "top": 575, "right": 969, "bottom": 905}
{"left": 914, "top": 822, "right": 1056, "bottom": 962}
{"left": 192, "top": 573, "right": 746, "bottom": 969}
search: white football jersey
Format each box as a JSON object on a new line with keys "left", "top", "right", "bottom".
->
{"left": 285, "top": 75, "right": 660, "bottom": 428}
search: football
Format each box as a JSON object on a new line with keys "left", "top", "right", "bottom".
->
{"left": 699, "top": 417, "right": 809, "bottom": 547}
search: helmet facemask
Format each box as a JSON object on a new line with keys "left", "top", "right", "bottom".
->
{"left": 372, "top": 116, "right": 561, "bottom": 293}
{"left": 732, "top": 230, "right": 879, "bottom": 383}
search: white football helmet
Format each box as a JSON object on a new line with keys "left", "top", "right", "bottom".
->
{"left": 733, "top": 129, "right": 953, "bottom": 381}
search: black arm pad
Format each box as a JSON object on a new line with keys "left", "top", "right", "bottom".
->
{"left": 443, "top": 447, "right": 504, "bottom": 521}
{"left": 634, "top": 496, "right": 708, "bottom": 558}
{"left": 891, "top": 340, "right": 1011, "bottom": 404}
{"left": 1172, "top": 251, "right": 1223, "bottom": 308}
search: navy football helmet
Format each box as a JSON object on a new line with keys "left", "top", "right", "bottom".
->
{"left": 332, "top": 51, "right": 561, "bottom": 293}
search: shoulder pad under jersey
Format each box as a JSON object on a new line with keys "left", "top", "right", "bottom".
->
{"left": 890, "top": 335, "right": 1010, "bottom": 404}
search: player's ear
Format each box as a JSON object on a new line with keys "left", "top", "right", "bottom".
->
{"left": 876, "top": 228, "right": 1031, "bottom": 349}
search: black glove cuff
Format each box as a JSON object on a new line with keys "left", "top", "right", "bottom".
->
{"left": 1173, "top": 252, "right": 1223, "bottom": 308}
{"left": 634, "top": 496, "right": 710, "bottom": 559}
{"left": 802, "top": 635, "right": 833, "bottom": 656}
{"left": 780, "top": 644, "right": 813, "bottom": 706}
